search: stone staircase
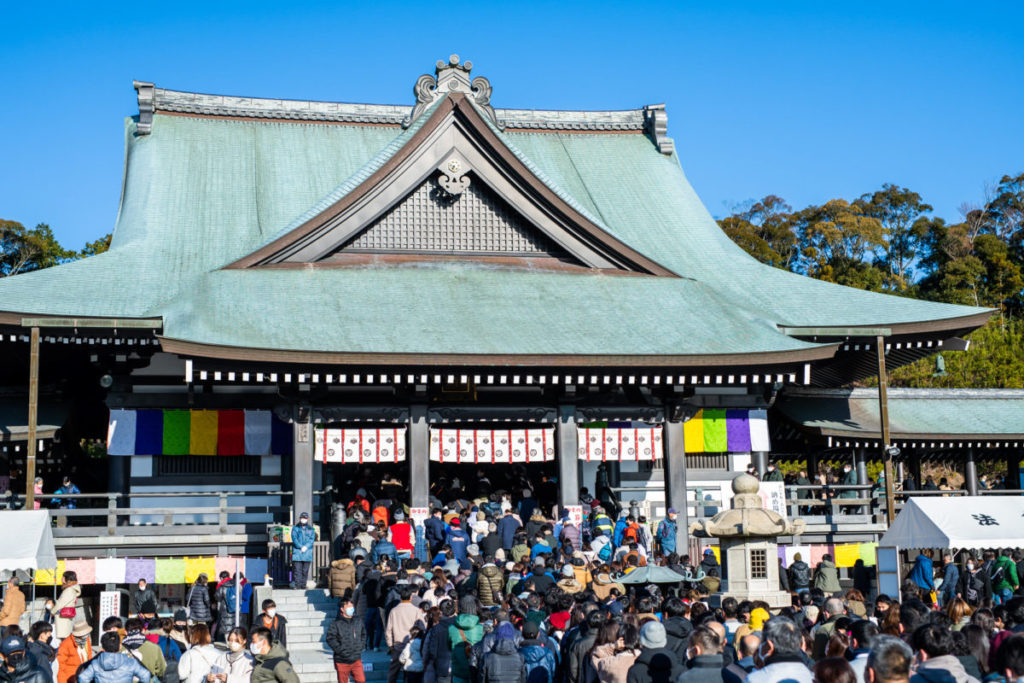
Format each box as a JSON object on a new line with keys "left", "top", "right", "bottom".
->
{"left": 273, "top": 588, "right": 391, "bottom": 683}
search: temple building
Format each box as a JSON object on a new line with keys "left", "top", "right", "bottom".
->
{"left": 0, "top": 55, "right": 1002, "bottom": 559}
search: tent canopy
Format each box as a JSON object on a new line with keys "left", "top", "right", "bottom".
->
{"left": 880, "top": 496, "right": 1024, "bottom": 550}
{"left": 616, "top": 565, "right": 686, "bottom": 584}
{"left": 0, "top": 511, "right": 57, "bottom": 571}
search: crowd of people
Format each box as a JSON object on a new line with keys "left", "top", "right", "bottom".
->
{"left": 319, "top": 482, "right": 1024, "bottom": 683}
{"left": 0, "top": 569, "right": 297, "bottom": 683}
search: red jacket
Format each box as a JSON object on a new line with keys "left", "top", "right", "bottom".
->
{"left": 390, "top": 521, "right": 414, "bottom": 552}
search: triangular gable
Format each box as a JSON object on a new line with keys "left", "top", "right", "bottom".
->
{"left": 229, "top": 93, "right": 676, "bottom": 276}
{"left": 328, "top": 172, "right": 574, "bottom": 260}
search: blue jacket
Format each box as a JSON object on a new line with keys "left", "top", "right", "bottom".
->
{"left": 425, "top": 517, "right": 447, "bottom": 550}
{"left": 291, "top": 523, "right": 317, "bottom": 562}
{"left": 371, "top": 539, "right": 398, "bottom": 565}
{"left": 226, "top": 580, "right": 253, "bottom": 614}
{"left": 656, "top": 518, "right": 677, "bottom": 554}
{"left": 941, "top": 563, "right": 960, "bottom": 599}
{"left": 520, "top": 640, "right": 557, "bottom": 683}
{"left": 78, "top": 652, "right": 151, "bottom": 683}
{"left": 446, "top": 527, "right": 471, "bottom": 561}
{"left": 909, "top": 554, "right": 935, "bottom": 591}
{"left": 497, "top": 515, "right": 520, "bottom": 550}
{"left": 613, "top": 518, "right": 628, "bottom": 547}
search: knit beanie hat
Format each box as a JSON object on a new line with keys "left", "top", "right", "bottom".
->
{"left": 639, "top": 621, "right": 667, "bottom": 649}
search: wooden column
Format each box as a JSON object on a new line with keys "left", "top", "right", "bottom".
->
{"left": 663, "top": 419, "right": 689, "bottom": 554}
{"left": 557, "top": 405, "right": 579, "bottom": 508}
{"left": 1006, "top": 453, "right": 1021, "bottom": 491}
{"left": 876, "top": 335, "right": 896, "bottom": 521}
{"left": 24, "top": 327, "right": 40, "bottom": 510}
{"left": 409, "top": 405, "right": 429, "bottom": 508}
{"left": 291, "top": 405, "right": 313, "bottom": 523}
{"left": 965, "top": 447, "right": 979, "bottom": 496}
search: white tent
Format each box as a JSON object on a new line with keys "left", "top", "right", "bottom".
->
{"left": 880, "top": 496, "right": 1024, "bottom": 550}
{"left": 0, "top": 511, "right": 57, "bottom": 571}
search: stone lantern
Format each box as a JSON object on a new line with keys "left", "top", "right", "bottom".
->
{"left": 689, "top": 472, "right": 805, "bottom": 609}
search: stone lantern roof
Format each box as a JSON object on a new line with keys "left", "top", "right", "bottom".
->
{"left": 689, "top": 473, "right": 806, "bottom": 538}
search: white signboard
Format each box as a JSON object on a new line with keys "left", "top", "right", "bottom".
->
{"left": 99, "top": 591, "right": 120, "bottom": 627}
{"left": 409, "top": 507, "right": 429, "bottom": 526}
{"left": 759, "top": 481, "right": 788, "bottom": 521}
{"left": 564, "top": 505, "right": 583, "bottom": 529}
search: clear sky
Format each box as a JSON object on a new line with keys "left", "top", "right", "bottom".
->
{"left": 2, "top": 1, "right": 1022, "bottom": 248}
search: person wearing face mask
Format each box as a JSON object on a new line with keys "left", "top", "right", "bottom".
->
{"left": 290, "top": 512, "right": 316, "bottom": 590}
{"left": 677, "top": 627, "right": 725, "bottom": 683}
{"left": 177, "top": 624, "right": 218, "bottom": 683}
{"left": 131, "top": 580, "right": 158, "bottom": 621}
{"left": 763, "top": 463, "right": 783, "bottom": 482}
{"left": 327, "top": 599, "right": 367, "bottom": 683}
{"left": 0, "top": 635, "right": 51, "bottom": 683}
{"left": 958, "top": 556, "right": 991, "bottom": 609}
{"left": 255, "top": 601, "right": 287, "bottom": 648}
{"left": 50, "top": 573, "right": 81, "bottom": 642}
{"left": 208, "top": 628, "right": 252, "bottom": 683}
{"left": 248, "top": 627, "right": 298, "bottom": 683}
{"left": 25, "top": 622, "right": 55, "bottom": 681}
{"left": 168, "top": 612, "right": 189, "bottom": 652}
{"left": 56, "top": 622, "right": 92, "bottom": 683}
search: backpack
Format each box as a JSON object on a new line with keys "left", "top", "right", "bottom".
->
{"left": 990, "top": 562, "right": 1005, "bottom": 584}
{"left": 966, "top": 572, "right": 984, "bottom": 604}
{"left": 597, "top": 542, "right": 612, "bottom": 562}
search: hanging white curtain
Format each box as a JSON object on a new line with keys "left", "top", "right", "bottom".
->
{"left": 429, "top": 427, "right": 556, "bottom": 463}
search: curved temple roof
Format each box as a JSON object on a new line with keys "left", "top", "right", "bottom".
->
{"left": 0, "top": 59, "right": 991, "bottom": 367}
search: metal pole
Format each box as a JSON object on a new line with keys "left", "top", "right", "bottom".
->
{"left": 876, "top": 335, "right": 896, "bottom": 522}
{"left": 234, "top": 559, "right": 240, "bottom": 627}
{"left": 25, "top": 327, "right": 40, "bottom": 510}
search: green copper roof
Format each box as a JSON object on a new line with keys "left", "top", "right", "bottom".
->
{"left": 0, "top": 97, "right": 990, "bottom": 359}
{"left": 777, "top": 388, "right": 1024, "bottom": 440}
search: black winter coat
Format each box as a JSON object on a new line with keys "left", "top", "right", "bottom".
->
{"left": 422, "top": 617, "right": 456, "bottom": 680}
{"left": 0, "top": 656, "right": 52, "bottom": 683}
{"left": 788, "top": 561, "right": 811, "bottom": 589}
{"left": 326, "top": 616, "right": 366, "bottom": 664}
{"left": 186, "top": 583, "right": 212, "bottom": 623}
{"left": 676, "top": 654, "right": 725, "bottom": 683}
{"left": 662, "top": 617, "right": 693, "bottom": 659}
{"left": 481, "top": 640, "right": 525, "bottom": 683}
{"left": 626, "top": 648, "right": 683, "bottom": 683}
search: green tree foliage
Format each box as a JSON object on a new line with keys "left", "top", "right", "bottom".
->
{"left": 719, "top": 195, "right": 798, "bottom": 269}
{"left": 0, "top": 220, "right": 110, "bottom": 277}
{"left": 718, "top": 176, "right": 1024, "bottom": 387}
{"left": 856, "top": 184, "right": 932, "bottom": 291}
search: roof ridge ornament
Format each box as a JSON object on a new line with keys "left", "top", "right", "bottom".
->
{"left": 403, "top": 55, "right": 500, "bottom": 129}
{"left": 134, "top": 80, "right": 155, "bottom": 135}
{"left": 643, "top": 103, "right": 674, "bottom": 155}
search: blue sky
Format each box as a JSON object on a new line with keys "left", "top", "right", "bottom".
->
{"left": 1, "top": 2, "right": 1022, "bottom": 248}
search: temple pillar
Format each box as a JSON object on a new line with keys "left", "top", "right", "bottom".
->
{"left": 855, "top": 447, "right": 868, "bottom": 491}
{"left": 409, "top": 405, "right": 429, "bottom": 508}
{"left": 292, "top": 405, "right": 313, "bottom": 523}
{"left": 557, "top": 405, "right": 579, "bottom": 508}
{"left": 965, "top": 447, "right": 979, "bottom": 497}
{"left": 663, "top": 419, "right": 689, "bottom": 554}
{"left": 910, "top": 452, "right": 922, "bottom": 491}
{"left": 752, "top": 451, "right": 768, "bottom": 478}
{"left": 1006, "top": 453, "right": 1021, "bottom": 491}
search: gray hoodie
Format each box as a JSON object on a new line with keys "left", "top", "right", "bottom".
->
{"left": 910, "top": 655, "right": 980, "bottom": 683}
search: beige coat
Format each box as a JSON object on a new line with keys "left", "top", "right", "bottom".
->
{"left": 0, "top": 585, "right": 25, "bottom": 627}
{"left": 595, "top": 649, "right": 640, "bottom": 683}
{"left": 591, "top": 575, "right": 624, "bottom": 601}
{"left": 385, "top": 601, "right": 422, "bottom": 649}
{"left": 51, "top": 584, "right": 82, "bottom": 638}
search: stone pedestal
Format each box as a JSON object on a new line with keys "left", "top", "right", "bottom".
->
{"left": 690, "top": 473, "right": 805, "bottom": 611}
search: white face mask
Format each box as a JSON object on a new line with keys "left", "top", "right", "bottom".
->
{"left": 344, "top": 607, "right": 355, "bottom": 617}
{"left": 265, "top": 609, "right": 276, "bottom": 618}
{"left": 250, "top": 643, "right": 263, "bottom": 656}
{"left": 228, "top": 641, "right": 244, "bottom": 652}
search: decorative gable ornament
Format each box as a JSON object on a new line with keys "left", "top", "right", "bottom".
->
{"left": 404, "top": 54, "right": 499, "bottom": 129}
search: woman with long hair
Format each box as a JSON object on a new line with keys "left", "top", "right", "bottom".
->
{"left": 584, "top": 621, "right": 620, "bottom": 683}
{"left": 177, "top": 623, "right": 219, "bottom": 683}
{"left": 946, "top": 597, "right": 974, "bottom": 631}
{"left": 186, "top": 574, "right": 212, "bottom": 627}
{"left": 595, "top": 623, "right": 641, "bottom": 683}
{"left": 50, "top": 571, "right": 82, "bottom": 641}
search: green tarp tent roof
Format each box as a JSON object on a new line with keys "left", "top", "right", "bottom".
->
{"left": 0, "top": 79, "right": 989, "bottom": 360}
